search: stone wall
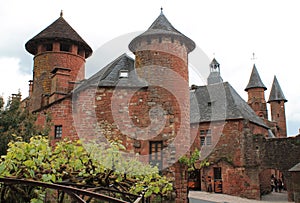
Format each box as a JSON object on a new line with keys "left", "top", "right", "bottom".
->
{"left": 31, "top": 50, "right": 85, "bottom": 112}
{"left": 249, "top": 134, "right": 300, "bottom": 200}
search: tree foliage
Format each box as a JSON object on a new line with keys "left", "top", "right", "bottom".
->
{"left": 179, "top": 148, "right": 209, "bottom": 171}
{"left": 0, "top": 94, "right": 50, "bottom": 155}
{"left": 0, "top": 136, "right": 173, "bottom": 202}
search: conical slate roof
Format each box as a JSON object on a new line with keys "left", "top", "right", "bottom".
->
{"left": 25, "top": 13, "right": 92, "bottom": 57}
{"left": 245, "top": 64, "right": 267, "bottom": 91}
{"left": 268, "top": 76, "right": 287, "bottom": 102}
{"left": 129, "top": 9, "right": 195, "bottom": 53}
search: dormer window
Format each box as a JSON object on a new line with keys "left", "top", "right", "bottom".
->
{"left": 119, "top": 70, "right": 129, "bottom": 78}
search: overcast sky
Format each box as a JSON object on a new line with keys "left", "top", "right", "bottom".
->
{"left": 0, "top": 0, "right": 299, "bottom": 136}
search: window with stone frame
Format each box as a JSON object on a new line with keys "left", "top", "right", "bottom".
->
{"left": 54, "top": 125, "right": 62, "bottom": 139}
{"left": 200, "top": 136, "right": 205, "bottom": 146}
{"left": 149, "top": 141, "right": 163, "bottom": 171}
{"left": 206, "top": 136, "right": 212, "bottom": 145}
{"left": 200, "top": 129, "right": 212, "bottom": 146}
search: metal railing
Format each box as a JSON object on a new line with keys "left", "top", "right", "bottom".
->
{"left": 0, "top": 177, "right": 145, "bottom": 203}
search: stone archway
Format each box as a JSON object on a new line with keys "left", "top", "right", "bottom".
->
{"left": 259, "top": 168, "right": 286, "bottom": 196}
{"left": 252, "top": 135, "right": 300, "bottom": 201}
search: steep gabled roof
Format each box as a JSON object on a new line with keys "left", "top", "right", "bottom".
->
{"left": 129, "top": 10, "right": 195, "bottom": 53}
{"left": 268, "top": 76, "right": 287, "bottom": 102}
{"left": 245, "top": 64, "right": 267, "bottom": 91}
{"left": 74, "top": 54, "right": 147, "bottom": 92}
{"left": 190, "top": 82, "right": 268, "bottom": 128}
{"left": 25, "top": 14, "right": 92, "bottom": 57}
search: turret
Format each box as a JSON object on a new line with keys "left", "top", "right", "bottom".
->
{"left": 245, "top": 64, "right": 268, "bottom": 119}
{"left": 129, "top": 8, "right": 195, "bottom": 82}
{"left": 25, "top": 11, "right": 92, "bottom": 111}
{"left": 129, "top": 9, "right": 195, "bottom": 201}
{"left": 268, "top": 76, "right": 287, "bottom": 137}
{"left": 207, "top": 58, "right": 223, "bottom": 85}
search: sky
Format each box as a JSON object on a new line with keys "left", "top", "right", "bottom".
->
{"left": 0, "top": 0, "right": 299, "bottom": 136}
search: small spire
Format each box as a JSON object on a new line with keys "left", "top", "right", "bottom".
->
{"left": 251, "top": 52, "right": 257, "bottom": 61}
{"left": 60, "top": 10, "right": 63, "bottom": 17}
{"left": 160, "top": 7, "right": 163, "bottom": 14}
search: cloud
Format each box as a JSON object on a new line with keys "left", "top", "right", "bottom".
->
{"left": 0, "top": 57, "right": 31, "bottom": 102}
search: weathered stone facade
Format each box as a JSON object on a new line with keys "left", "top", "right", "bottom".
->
{"left": 24, "top": 10, "right": 299, "bottom": 203}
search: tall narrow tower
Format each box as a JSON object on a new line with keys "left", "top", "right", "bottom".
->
{"left": 25, "top": 12, "right": 92, "bottom": 112}
{"left": 268, "top": 76, "right": 287, "bottom": 137}
{"left": 245, "top": 64, "right": 268, "bottom": 119}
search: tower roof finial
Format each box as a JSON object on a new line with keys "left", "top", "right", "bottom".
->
{"left": 251, "top": 52, "right": 257, "bottom": 62}
{"left": 60, "top": 10, "right": 63, "bottom": 17}
{"left": 160, "top": 7, "right": 163, "bottom": 14}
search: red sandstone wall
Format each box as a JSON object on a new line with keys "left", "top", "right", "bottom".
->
{"left": 247, "top": 87, "right": 268, "bottom": 119}
{"left": 269, "top": 101, "right": 287, "bottom": 137}
{"left": 35, "top": 97, "right": 77, "bottom": 146}
{"left": 191, "top": 120, "right": 269, "bottom": 200}
{"left": 31, "top": 51, "right": 85, "bottom": 111}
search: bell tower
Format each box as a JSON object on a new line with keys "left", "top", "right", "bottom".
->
{"left": 25, "top": 11, "right": 92, "bottom": 112}
{"left": 207, "top": 58, "right": 223, "bottom": 85}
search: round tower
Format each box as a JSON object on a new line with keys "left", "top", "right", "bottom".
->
{"left": 245, "top": 64, "right": 268, "bottom": 119}
{"left": 129, "top": 9, "right": 195, "bottom": 203}
{"left": 25, "top": 11, "right": 92, "bottom": 112}
{"left": 129, "top": 9, "right": 195, "bottom": 157}
{"left": 268, "top": 76, "right": 287, "bottom": 137}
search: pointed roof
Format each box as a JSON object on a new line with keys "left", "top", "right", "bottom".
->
{"left": 210, "top": 58, "right": 220, "bottom": 66}
{"left": 268, "top": 76, "right": 287, "bottom": 102}
{"left": 25, "top": 13, "right": 92, "bottom": 57}
{"left": 245, "top": 64, "right": 267, "bottom": 91}
{"left": 129, "top": 9, "right": 195, "bottom": 53}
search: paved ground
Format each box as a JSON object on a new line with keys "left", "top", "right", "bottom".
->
{"left": 188, "top": 191, "right": 294, "bottom": 203}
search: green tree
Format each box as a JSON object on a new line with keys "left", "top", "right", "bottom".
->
{"left": 0, "top": 94, "right": 49, "bottom": 155}
{"left": 0, "top": 136, "right": 173, "bottom": 202}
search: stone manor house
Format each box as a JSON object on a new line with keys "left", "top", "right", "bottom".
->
{"left": 23, "top": 10, "right": 300, "bottom": 203}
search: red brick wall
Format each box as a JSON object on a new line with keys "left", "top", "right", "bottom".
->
{"left": 247, "top": 87, "right": 268, "bottom": 119}
{"left": 35, "top": 97, "right": 78, "bottom": 146}
{"left": 191, "top": 120, "right": 269, "bottom": 200}
{"left": 31, "top": 50, "right": 85, "bottom": 112}
{"left": 269, "top": 101, "right": 287, "bottom": 137}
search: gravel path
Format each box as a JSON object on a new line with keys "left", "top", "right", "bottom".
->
{"left": 188, "top": 191, "right": 294, "bottom": 203}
